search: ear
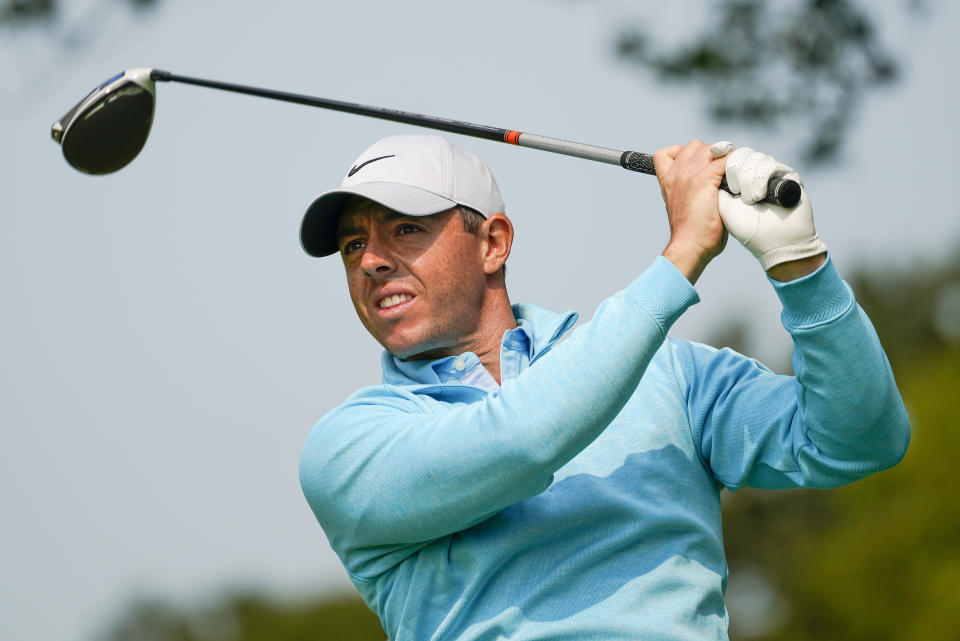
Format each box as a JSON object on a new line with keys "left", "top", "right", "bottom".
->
{"left": 480, "top": 213, "right": 513, "bottom": 275}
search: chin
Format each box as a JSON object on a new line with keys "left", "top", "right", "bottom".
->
{"left": 385, "top": 344, "right": 417, "bottom": 359}
{"left": 380, "top": 335, "right": 424, "bottom": 360}
{"left": 387, "top": 344, "right": 433, "bottom": 360}
{"left": 384, "top": 334, "right": 451, "bottom": 361}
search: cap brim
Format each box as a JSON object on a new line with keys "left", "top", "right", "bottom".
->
{"left": 299, "top": 182, "right": 458, "bottom": 257}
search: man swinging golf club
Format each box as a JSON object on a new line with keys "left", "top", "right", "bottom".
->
{"left": 297, "top": 133, "right": 909, "bottom": 640}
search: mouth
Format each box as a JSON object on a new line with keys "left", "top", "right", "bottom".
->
{"left": 376, "top": 293, "right": 416, "bottom": 313}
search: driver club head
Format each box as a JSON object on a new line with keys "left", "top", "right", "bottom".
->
{"left": 51, "top": 68, "right": 157, "bottom": 175}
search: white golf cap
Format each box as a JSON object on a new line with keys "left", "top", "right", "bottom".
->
{"left": 300, "top": 134, "right": 505, "bottom": 257}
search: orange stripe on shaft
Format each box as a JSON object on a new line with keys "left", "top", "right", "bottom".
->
{"left": 504, "top": 130, "right": 522, "bottom": 145}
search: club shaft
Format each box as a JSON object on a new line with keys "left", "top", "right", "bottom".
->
{"left": 151, "top": 70, "right": 643, "bottom": 170}
{"left": 150, "top": 70, "right": 798, "bottom": 207}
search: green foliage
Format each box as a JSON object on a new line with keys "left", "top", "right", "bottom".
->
{"left": 614, "top": 0, "right": 913, "bottom": 163}
{"left": 96, "top": 591, "right": 384, "bottom": 641}
{"left": 848, "top": 247, "right": 960, "bottom": 371}
{"left": 725, "top": 348, "right": 960, "bottom": 640}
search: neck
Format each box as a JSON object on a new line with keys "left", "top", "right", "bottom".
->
{"left": 466, "top": 288, "right": 517, "bottom": 384}
{"left": 410, "top": 284, "right": 516, "bottom": 384}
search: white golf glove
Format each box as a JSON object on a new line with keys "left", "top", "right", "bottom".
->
{"left": 710, "top": 143, "right": 827, "bottom": 271}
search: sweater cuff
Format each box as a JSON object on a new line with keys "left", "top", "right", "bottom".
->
{"left": 769, "top": 254, "right": 855, "bottom": 329}
{"left": 625, "top": 256, "right": 700, "bottom": 334}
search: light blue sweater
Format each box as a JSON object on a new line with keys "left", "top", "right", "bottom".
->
{"left": 299, "top": 256, "right": 909, "bottom": 640}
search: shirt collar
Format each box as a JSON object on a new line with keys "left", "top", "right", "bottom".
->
{"left": 381, "top": 303, "right": 578, "bottom": 387}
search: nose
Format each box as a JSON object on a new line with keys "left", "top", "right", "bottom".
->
{"left": 359, "top": 237, "right": 396, "bottom": 277}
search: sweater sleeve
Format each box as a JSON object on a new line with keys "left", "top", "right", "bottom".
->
{"left": 299, "top": 257, "right": 698, "bottom": 571}
{"left": 675, "top": 255, "right": 910, "bottom": 490}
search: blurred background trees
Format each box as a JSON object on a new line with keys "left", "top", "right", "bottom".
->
{"left": 720, "top": 247, "right": 960, "bottom": 640}
{"left": 1, "top": 0, "right": 920, "bottom": 163}
{"left": 612, "top": 0, "right": 918, "bottom": 164}
{"left": 1, "top": 0, "right": 158, "bottom": 25}
{"left": 92, "top": 592, "right": 386, "bottom": 641}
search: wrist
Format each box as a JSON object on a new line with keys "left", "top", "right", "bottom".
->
{"left": 662, "top": 241, "right": 714, "bottom": 284}
{"left": 766, "top": 252, "right": 827, "bottom": 282}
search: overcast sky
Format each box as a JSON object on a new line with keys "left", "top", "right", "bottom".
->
{"left": 2, "top": 1, "right": 958, "bottom": 640}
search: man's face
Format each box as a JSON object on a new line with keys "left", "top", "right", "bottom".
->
{"left": 336, "top": 199, "right": 489, "bottom": 359}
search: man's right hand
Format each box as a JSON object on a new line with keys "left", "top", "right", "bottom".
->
{"left": 654, "top": 139, "right": 730, "bottom": 284}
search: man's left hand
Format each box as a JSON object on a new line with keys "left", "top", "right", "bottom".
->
{"left": 717, "top": 146, "right": 827, "bottom": 281}
{"left": 655, "top": 139, "right": 730, "bottom": 284}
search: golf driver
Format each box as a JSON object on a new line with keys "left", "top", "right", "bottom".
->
{"left": 51, "top": 67, "right": 801, "bottom": 207}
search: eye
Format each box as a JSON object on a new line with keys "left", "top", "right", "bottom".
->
{"left": 341, "top": 238, "right": 365, "bottom": 255}
{"left": 396, "top": 223, "right": 422, "bottom": 236}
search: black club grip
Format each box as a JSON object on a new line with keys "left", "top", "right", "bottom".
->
{"left": 620, "top": 151, "right": 802, "bottom": 208}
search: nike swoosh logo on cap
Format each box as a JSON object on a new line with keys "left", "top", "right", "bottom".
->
{"left": 348, "top": 154, "right": 396, "bottom": 177}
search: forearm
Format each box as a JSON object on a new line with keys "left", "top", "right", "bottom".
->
{"left": 682, "top": 255, "right": 909, "bottom": 490}
{"left": 773, "top": 255, "right": 910, "bottom": 479}
{"left": 490, "top": 257, "right": 697, "bottom": 467}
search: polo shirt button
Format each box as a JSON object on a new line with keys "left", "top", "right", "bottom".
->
{"left": 453, "top": 358, "right": 466, "bottom": 371}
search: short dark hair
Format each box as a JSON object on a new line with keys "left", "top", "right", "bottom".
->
{"left": 457, "top": 205, "right": 485, "bottom": 234}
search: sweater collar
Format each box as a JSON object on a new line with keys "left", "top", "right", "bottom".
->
{"left": 381, "top": 303, "right": 578, "bottom": 386}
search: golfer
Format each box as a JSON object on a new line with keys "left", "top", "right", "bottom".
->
{"left": 298, "top": 134, "right": 909, "bottom": 640}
